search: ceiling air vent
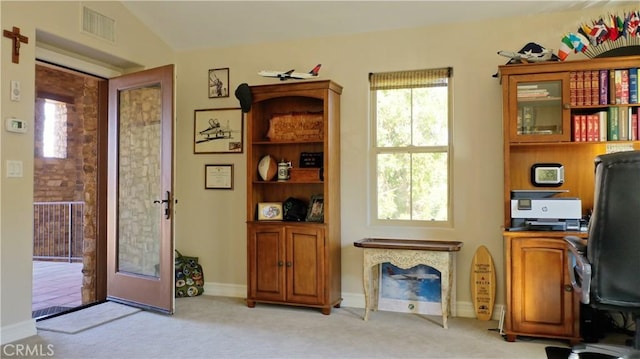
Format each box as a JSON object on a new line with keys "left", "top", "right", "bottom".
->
{"left": 81, "top": 6, "right": 115, "bottom": 43}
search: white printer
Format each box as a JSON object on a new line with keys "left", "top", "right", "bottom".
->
{"left": 510, "top": 190, "right": 582, "bottom": 231}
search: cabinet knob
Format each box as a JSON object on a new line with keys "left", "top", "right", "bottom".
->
{"left": 286, "top": 262, "right": 292, "bottom": 267}
{"left": 564, "top": 284, "right": 573, "bottom": 292}
{"left": 563, "top": 103, "right": 571, "bottom": 110}
{"left": 278, "top": 261, "right": 284, "bottom": 267}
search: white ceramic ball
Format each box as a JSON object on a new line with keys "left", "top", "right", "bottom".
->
{"left": 258, "top": 155, "right": 277, "bottom": 181}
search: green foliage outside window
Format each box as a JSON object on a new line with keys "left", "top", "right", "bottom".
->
{"left": 373, "top": 83, "right": 450, "bottom": 223}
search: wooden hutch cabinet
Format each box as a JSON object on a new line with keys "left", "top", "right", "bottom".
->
{"left": 499, "top": 55, "right": 640, "bottom": 343}
{"left": 245, "top": 80, "right": 342, "bottom": 314}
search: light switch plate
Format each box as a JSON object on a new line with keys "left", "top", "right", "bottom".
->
{"left": 10, "top": 80, "right": 20, "bottom": 101}
{"left": 6, "top": 160, "right": 23, "bottom": 178}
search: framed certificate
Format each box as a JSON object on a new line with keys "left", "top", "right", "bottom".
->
{"left": 205, "top": 164, "right": 233, "bottom": 189}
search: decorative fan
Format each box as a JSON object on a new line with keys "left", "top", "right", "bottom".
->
{"left": 558, "top": 10, "right": 640, "bottom": 60}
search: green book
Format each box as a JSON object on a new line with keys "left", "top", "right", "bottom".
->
{"left": 607, "top": 106, "right": 619, "bottom": 141}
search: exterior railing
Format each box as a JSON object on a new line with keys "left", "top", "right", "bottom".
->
{"left": 33, "top": 201, "right": 84, "bottom": 262}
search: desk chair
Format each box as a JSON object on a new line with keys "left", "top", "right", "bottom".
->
{"left": 565, "top": 150, "right": 640, "bottom": 359}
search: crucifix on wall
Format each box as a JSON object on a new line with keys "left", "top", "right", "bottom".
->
{"left": 3, "top": 26, "right": 29, "bottom": 64}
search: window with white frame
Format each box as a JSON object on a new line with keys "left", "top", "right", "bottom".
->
{"left": 42, "top": 99, "right": 68, "bottom": 159}
{"left": 369, "top": 67, "right": 452, "bottom": 225}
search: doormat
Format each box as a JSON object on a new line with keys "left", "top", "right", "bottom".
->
{"left": 32, "top": 306, "right": 73, "bottom": 319}
{"left": 36, "top": 301, "right": 141, "bottom": 334}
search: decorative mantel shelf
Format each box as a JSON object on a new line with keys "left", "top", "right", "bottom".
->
{"left": 353, "top": 238, "right": 463, "bottom": 328}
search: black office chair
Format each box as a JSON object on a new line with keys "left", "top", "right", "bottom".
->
{"left": 565, "top": 150, "right": 640, "bottom": 359}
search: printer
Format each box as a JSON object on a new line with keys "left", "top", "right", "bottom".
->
{"left": 510, "top": 190, "right": 582, "bottom": 231}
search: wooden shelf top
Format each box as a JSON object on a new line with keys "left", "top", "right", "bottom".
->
{"left": 354, "top": 238, "right": 463, "bottom": 252}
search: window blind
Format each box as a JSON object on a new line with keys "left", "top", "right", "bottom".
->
{"left": 369, "top": 67, "right": 452, "bottom": 90}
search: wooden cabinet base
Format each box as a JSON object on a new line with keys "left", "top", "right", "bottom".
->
{"left": 245, "top": 298, "right": 343, "bottom": 315}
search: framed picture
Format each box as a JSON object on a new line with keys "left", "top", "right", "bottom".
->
{"left": 257, "top": 202, "right": 283, "bottom": 221}
{"left": 194, "top": 107, "right": 243, "bottom": 154}
{"left": 205, "top": 164, "right": 233, "bottom": 190}
{"left": 306, "top": 194, "right": 324, "bottom": 222}
{"left": 377, "top": 263, "right": 445, "bottom": 316}
{"left": 208, "top": 68, "right": 229, "bottom": 98}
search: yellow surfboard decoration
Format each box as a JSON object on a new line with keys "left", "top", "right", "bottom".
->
{"left": 471, "top": 245, "right": 496, "bottom": 321}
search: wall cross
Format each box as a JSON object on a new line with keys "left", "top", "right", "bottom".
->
{"left": 3, "top": 26, "right": 29, "bottom": 64}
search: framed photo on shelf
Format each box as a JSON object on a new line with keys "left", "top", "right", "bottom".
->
{"left": 257, "top": 202, "right": 283, "bottom": 221}
{"left": 208, "top": 68, "right": 229, "bottom": 98}
{"left": 205, "top": 164, "right": 233, "bottom": 190}
{"left": 306, "top": 194, "right": 324, "bottom": 222}
{"left": 194, "top": 107, "right": 243, "bottom": 154}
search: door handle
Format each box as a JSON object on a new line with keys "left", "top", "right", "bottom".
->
{"left": 153, "top": 191, "right": 171, "bottom": 219}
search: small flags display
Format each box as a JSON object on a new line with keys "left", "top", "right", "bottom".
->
{"left": 559, "top": 10, "right": 640, "bottom": 60}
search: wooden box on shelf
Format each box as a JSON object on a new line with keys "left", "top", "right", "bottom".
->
{"left": 289, "top": 168, "right": 322, "bottom": 182}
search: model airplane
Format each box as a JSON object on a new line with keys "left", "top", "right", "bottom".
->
{"left": 258, "top": 64, "right": 321, "bottom": 81}
{"left": 497, "top": 48, "right": 554, "bottom": 63}
{"left": 385, "top": 267, "right": 439, "bottom": 281}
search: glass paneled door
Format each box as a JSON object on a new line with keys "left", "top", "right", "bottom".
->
{"left": 107, "top": 65, "right": 174, "bottom": 313}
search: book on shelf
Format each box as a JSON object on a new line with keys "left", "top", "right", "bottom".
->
{"left": 588, "top": 114, "right": 598, "bottom": 142}
{"left": 619, "top": 107, "right": 629, "bottom": 141}
{"left": 610, "top": 70, "right": 617, "bottom": 105}
{"left": 608, "top": 106, "right": 619, "bottom": 141}
{"left": 570, "top": 72, "right": 577, "bottom": 106}
{"left": 576, "top": 71, "right": 585, "bottom": 106}
{"left": 629, "top": 67, "right": 638, "bottom": 104}
{"left": 584, "top": 71, "right": 592, "bottom": 106}
{"left": 631, "top": 110, "right": 638, "bottom": 141}
{"left": 591, "top": 70, "right": 599, "bottom": 106}
{"left": 621, "top": 69, "right": 629, "bottom": 105}
{"left": 599, "top": 69, "right": 608, "bottom": 105}
{"left": 598, "top": 110, "right": 608, "bottom": 142}
{"left": 573, "top": 114, "right": 582, "bottom": 142}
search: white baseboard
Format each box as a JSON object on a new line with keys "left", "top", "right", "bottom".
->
{"left": 202, "top": 282, "right": 504, "bottom": 320}
{"left": 0, "top": 319, "right": 36, "bottom": 345}
{"left": 203, "top": 282, "right": 245, "bottom": 298}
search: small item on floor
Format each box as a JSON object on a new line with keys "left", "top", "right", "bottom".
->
{"left": 175, "top": 250, "right": 204, "bottom": 297}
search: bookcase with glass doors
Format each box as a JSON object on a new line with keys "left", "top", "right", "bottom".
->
{"left": 499, "top": 55, "right": 640, "bottom": 343}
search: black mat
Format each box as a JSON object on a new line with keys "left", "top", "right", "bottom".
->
{"left": 32, "top": 306, "right": 72, "bottom": 319}
{"left": 545, "top": 346, "right": 616, "bottom": 359}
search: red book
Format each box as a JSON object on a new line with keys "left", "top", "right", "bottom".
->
{"left": 573, "top": 114, "right": 581, "bottom": 142}
{"left": 580, "top": 115, "right": 587, "bottom": 141}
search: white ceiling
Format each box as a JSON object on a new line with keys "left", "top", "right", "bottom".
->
{"left": 120, "top": 1, "right": 631, "bottom": 52}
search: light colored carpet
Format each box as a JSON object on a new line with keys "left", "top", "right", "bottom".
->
{"left": 35, "top": 301, "right": 141, "bottom": 334}
{"left": 5, "top": 295, "right": 575, "bottom": 358}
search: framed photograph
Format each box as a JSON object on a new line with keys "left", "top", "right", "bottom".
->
{"left": 194, "top": 107, "right": 243, "bottom": 154}
{"left": 377, "top": 263, "right": 446, "bottom": 316}
{"left": 205, "top": 164, "right": 233, "bottom": 190}
{"left": 257, "top": 202, "right": 283, "bottom": 221}
{"left": 208, "top": 68, "right": 229, "bottom": 98}
{"left": 306, "top": 194, "right": 324, "bottom": 222}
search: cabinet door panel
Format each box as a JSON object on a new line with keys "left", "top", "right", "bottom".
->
{"left": 251, "top": 227, "right": 285, "bottom": 301}
{"left": 511, "top": 238, "right": 573, "bottom": 335}
{"left": 287, "top": 227, "right": 324, "bottom": 304}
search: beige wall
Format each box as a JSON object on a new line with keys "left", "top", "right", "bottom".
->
{"left": 175, "top": 4, "right": 625, "bottom": 314}
{"left": 2, "top": 0, "right": 633, "bottom": 344}
{"left": 1, "top": 1, "right": 174, "bottom": 344}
